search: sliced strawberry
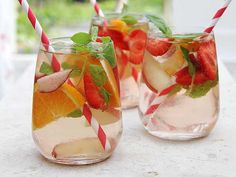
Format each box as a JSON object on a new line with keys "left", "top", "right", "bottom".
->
{"left": 197, "top": 39, "right": 217, "bottom": 80}
{"left": 98, "top": 26, "right": 109, "bottom": 37}
{"left": 107, "top": 29, "right": 129, "bottom": 50}
{"left": 147, "top": 38, "right": 172, "bottom": 57}
{"left": 128, "top": 29, "right": 147, "bottom": 64}
{"left": 84, "top": 72, "right": 106, "bottom": 110}
{"left": 175, "top": 67, "right": 208, "bottom": 85}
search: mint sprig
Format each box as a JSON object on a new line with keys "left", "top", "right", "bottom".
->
{"left": 71, "top": 29, "right": 117, "bottom": 68}
{"left": 146, "top": 15, "right": 172, "bottom": 37}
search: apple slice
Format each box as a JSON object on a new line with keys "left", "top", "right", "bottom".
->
{"left": 143, "top": 51, "right": 173, "bottom": 93}
{"left": 37, "top": 69, "right": 72, "bottom": 93}
{"left": 160, "top": 46, "right": 185, "bottom": 76}
{"left": 52, "top": 138, "right": 105, "bottom": 158}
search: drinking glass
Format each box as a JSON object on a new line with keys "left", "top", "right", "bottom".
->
{"left": 139, "top": 28, "right": 219, "bottom": 140}
{"left": 32, "top": 37, "right": 122, "bottom": 164}
{"left": 91, "top": 13, "right": 149, "bottom": 109}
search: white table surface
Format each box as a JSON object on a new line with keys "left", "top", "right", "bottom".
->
{"left": 0, "top": 60, "right": 236, "bottom": 177}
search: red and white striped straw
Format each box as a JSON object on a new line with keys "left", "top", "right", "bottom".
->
{"left": 18, "top": 0, "right": 111, "bottom": 152}
{"left": 145, "top": 0, "right": 232, "bottom": 118}
{"left": 18, "top": 0, "right": 60, "bottom": 72}
{"left": 83, "top": 104, "right": 111, "bottom": 151}
{"left": 204, "top": 0, "right": 232, "bottom": 33}
{"left": 90, "top": 0, "right": 105, "bottom": 17}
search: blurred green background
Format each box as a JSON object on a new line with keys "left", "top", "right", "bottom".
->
{"left": 17, "top": 0, "right": 163, "bottom": 53}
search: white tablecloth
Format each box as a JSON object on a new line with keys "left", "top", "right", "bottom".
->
{"left": 0, "top": 60, "right": 235, "bottom": 177}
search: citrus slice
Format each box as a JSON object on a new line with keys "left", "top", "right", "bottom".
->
{"left": 100, "top": 59, "right": 120, "bottom": 107}
{"left": 33, "top": 83, "right": 85, "bottom": 129}
{"left": 109, "top": 19, "right": 129, "bottom": 33}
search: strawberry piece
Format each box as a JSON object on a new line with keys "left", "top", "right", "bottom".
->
{"left": 175, "top": 67, "right": 208, "bottom": 85}
{"left": 107, "top": 29, "right": 129, "bottom": 50}
{"left": 84, "top": 72, "right": 106, "bottom": 110}
{"left": 98, "top": 26, "right": 109, "bottom": 37}
{"left": 197, "top": 39, "right": 217, "bottom": 80}
{"left": 128, "top": 29, "right": 147, "bottom": 64}
{"left": 147, "top": 38, "right": 172, "bottom": 56}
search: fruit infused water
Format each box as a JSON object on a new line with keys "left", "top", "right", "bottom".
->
{"left": 139, "top": 28, "right": 219, "bottom": 140}
{"left": 32, "top": 34, "right": 122, "bottom": 165}
{"left": 91, "top": 13, "right": 148, "bottom": 109}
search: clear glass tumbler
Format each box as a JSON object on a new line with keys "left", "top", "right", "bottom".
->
{"left": 139, "top": 28, "right": 219, "bottom": 140}
{"left": 91, "top": 13, "right": 149, "bottom": 109}
{"left": 32, "top": 37, "right": 122, "bottom": 165}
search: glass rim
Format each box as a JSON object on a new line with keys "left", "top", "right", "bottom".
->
{"left": 39, "top": 36, "right": 113, "bottom": 54}
{"left": 148, "top": 26, "right": 215, "bottom": 44}
{"left": 92, "top": 12, "right": 147, "bottom": 21}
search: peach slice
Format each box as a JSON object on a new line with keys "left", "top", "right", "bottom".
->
{"left": 143, "top": 51, "right": 173, "bottom": 93}
{"left": 52, "top": 138, "right": 105, "bottom": 158}
{"left": 37, "top": 69, "right": 72, "bottom": 93}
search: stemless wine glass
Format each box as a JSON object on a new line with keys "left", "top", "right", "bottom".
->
{"left": 32, "top": 37, "right": 122, "bottom": 165}
{"left": 91, "top": 13, "right": 149, "bottom": 109}
{"left": 139, "top": 27, "right": 219, "bottom": 140}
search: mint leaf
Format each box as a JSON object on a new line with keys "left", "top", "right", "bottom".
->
{"left": 73, "top": 45, "right": 89, "bottom": 53}
{"left": 39, "top": 62, "right": 53, "bottom": 75}
{"left": 61, "top": 62, "right": 72, "bottom": 70}
{"left": 187, "top": 80, "right": 218, "bottom": 98}
{"left": 180, "top": 47, "right": 196, "bottom": 77}
{"left": 89, "top": 64, "right": 107, "bottom": 87}
{"left": 91, "top": 26, "right": 98, "bottom": 42}
{"left": 70, "top": 69, "right": 81, "bottom": 78}
{"left": 101, "top": 36, "right": 111, "bottom": 43}
{"left": 71, "top": 32, "right": 92, "bottom": 45}
{"left": 67, "top": 109, "right": 83, "bottom": 118}
{"left": 100, "top": 87, "right": 111, "bottom": 105}
{"left": 146, "top": 15, "right": 172, "bottom": 37}
{"left": 121, "top": 15, "right": 138, "bottom": 25}
{"left": 102, "top": 42, "right": 117, "bottom": 68}
{"left": 168, "top": 84, "right": 182, "bottom": 96}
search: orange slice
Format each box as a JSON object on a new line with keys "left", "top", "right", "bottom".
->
{"left": 109, "top": 19, "right": 129, "bottom": 33}
{"left": 33, "top": 83, "right": 85, "bottom": 129}
{"left": 100, "top": 59, "right": 120, "bottom": 107}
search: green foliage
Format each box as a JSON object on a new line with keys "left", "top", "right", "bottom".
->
{"left": 17, "top": 0, "right": 163, "bottom": 53}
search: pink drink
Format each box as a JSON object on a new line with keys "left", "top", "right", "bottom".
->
{"left": 139, "top": 31, "right": 219, "bottom": 140}
{"left": 91, "top": 13, "right": 148, "bottom": 109}
{"left": 32, "top": 37, "right": 122, "bottom": 164}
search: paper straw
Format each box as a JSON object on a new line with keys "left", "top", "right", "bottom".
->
{"left": 18, "top": 0, "right": 60, "bottom": 72}
{"left": 145, "top": 0, "right": 232, "bottom": 119}
{"left": 90, "top": 0, "right": 105, "bottom": 17}
{"left": 18, "top": 0, "right": 111, "bottom": 152}
{"left": 204, "top": 0, "right": 232, "bottom": 33}
{"left": 83, "top": 104, "right": 111, "bottom": 151}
